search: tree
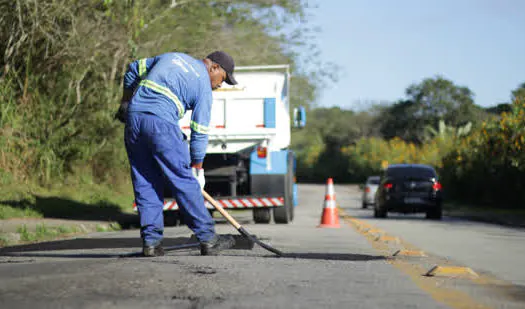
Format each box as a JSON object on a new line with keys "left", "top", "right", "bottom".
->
{"left": 0, "top": 0, "right": 332, "bottom": 183}
{"left": 485, "top": 103, "right": 512, "bottom": 115}
{"left": 512, "top": 82, "right": 525, "bottom": 102}
{"left": 291, "top": 107, "right": 382, "bottom": 182}
{"left": 379, "top": 76, "right": 485, "bottom": 143}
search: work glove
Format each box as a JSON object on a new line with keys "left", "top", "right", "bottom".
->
{"left": 192, "top": 167, "right": 205, "bottom": 189}
{"left": 114, "top": 101, "right": 129, "bottom": 124}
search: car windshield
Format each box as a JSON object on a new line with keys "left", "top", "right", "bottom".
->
{"left": 386, "top": 166, "right": 436, "bottom": 179}
{"left": 367, "top": 177, "right": 380, "bottom": 185}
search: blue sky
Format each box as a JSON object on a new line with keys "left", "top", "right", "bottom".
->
{"left": 311, "top": 0, "right": 525, "bottom": 109}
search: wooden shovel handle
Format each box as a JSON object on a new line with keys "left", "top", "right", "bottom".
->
{"left": 202, "top": 190, "right": 241, "bottom": 230}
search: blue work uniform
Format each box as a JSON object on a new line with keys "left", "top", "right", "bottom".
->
{"left": 123, "top": 52, "right": 215, "bottom": 246}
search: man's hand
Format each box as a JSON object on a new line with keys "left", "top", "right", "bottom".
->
{"left": 114, "top": 100, "right": 129, "bottom": 123}
{"left": 192, "top": 167, "right": 205, "bottom": 189}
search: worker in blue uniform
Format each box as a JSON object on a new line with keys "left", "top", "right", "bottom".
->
{"left": 118, "top": 51, "right": 238, "bottom": 256}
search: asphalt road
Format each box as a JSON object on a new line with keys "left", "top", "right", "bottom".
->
{"left": 0, "top": 184, "right": 524, "bottom": 309}
{"left": 340, "top": 185, "right": 525, "bottom": 286}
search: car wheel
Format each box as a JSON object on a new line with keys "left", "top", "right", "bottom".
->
{"left": 426, "top": 207, "right": 442, "bottom": 220}
{"left": 374, "top": 205, "right": 387, "bottom": 218}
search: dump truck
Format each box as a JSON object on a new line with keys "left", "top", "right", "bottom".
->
{"left": 133, "top": 65, "right": 306, "bottom": 224}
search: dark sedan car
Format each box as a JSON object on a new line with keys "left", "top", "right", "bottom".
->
{"left": 374, "top": 164, "right": 443, "bottom": 219}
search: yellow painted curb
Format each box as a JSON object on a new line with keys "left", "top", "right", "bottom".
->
{"left": 375, "top": 235, "right": 400, "bottom": 244}
{"left": 425, "top": 266, "right": 478, "bottom": 278}
{"left": 358, "top": 225, "right": 373, "bottom": 232}
{"left": 358, "top": 222, "right": 372, "bottom": 229}
{"left": 393, "top": 250, "right": 427, "bottom": 257}
{"left": 365, "top": 228, "right": 384, "bottom": 235}
{"left": 348, "top": 218, "right": 362, "bottom": 225}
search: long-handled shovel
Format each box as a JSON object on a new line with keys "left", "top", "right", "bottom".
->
{"left": 202, "top": 190, "right": 284, "bottom": 257}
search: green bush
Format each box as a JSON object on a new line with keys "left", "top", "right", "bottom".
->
{"left": 441, "top": 99, "right": 525, "bottom": 206}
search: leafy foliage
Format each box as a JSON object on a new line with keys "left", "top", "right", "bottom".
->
{"left": 375, "top": 76, "right": 485, "bottom": 143}
{"left": 440, "top": 98, "right": 525, "bottom": 206}
{"left": 0, "top": 0, "right": 328, "bottom": 184}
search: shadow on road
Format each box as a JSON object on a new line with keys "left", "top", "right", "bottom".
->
{"left": 0, "top": 235, "right": 254, "bottom": 259}
{"left": 0, "top": 237, "right": 188, "bottom": 256}
{"left": 0, "top": 236, "right": 385, "bottom": 262}
{"left": 341, "top": 207, "right": 448, "bottom": 222}
{"left": 0, "top": 196, "right": 139, "bottom": 228}
{"left": 281, "top": 252, "right": 386, "bottom": 262}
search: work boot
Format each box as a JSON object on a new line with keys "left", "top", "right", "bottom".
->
{"left": 142, "top": 244, "right": 165, "bottom": 257}
{"left": 200, "top": 234, "right": 235, "bottom": 256}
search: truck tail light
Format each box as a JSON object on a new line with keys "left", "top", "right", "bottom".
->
{"left": 364, "top": 186, "right": 370, "bottom": 193}
{"left": 432, "top": 182, "right": 442, "bottom": 191}
{"left": 257, "top": 146, "right": 267, "bottom": 158}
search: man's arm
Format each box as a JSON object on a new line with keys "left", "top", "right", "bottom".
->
{"left": 115, "top": 57, "right": 156, "bottom": 123}
{"left": 122, "top": 57, "right": 156, "bottom": 99}
{"left": 189, "top": 89, "right": 212, "bottom": 168}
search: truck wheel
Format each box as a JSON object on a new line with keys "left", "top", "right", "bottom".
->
{"left": 164, "top": 211, "right": 181, "bottom": 226}
{"left": 253, "top": 208, "right": 271, "bottom": 224}
{"left": 274, "top": 153, "right": 294, "bottom": 224}
{"left": 273, "top": 199, "right": 290, "bottom": 224}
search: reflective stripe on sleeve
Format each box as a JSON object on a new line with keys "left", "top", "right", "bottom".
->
{"left": 139, "top": 79, "right": 185, "bottom": 117}
{"left": 190, "top": 121, "right": 210, "bottom": 134}
{"left": 138, "top": 59, "right": 147, "bottom": 78}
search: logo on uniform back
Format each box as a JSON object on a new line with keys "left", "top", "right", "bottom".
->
{"left": 171, "top": 55, "right": 199, "bottom": 77}
{"left": 172, "top": 58, "right": 189, "bottom": 73}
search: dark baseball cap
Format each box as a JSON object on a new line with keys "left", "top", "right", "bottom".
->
{"left": 206, "top": 51, "right": 237, "bottom": 85}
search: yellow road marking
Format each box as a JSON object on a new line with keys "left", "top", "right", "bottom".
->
{"left": 392, "top": 260, "right": 491, "bottom": 309}
{"left": 365, "top": 228, "right": 384, "bottom": 235}
{"left": 339, "top": 208, "right": 493, "bottom": 309}
{"left": 375, "top": 234, "right": 401, "bottom": 244}
{"left": 425, "top": 266, "right": 479, "bottom": 278}
{"left": 393, "top": 249, "right": 427, "bottom": 257}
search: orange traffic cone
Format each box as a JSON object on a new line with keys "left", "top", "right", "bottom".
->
{"left": 317, "top": 178, "right": 340, "bottom": 228}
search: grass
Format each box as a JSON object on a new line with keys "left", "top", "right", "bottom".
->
{"left": 0, "top": 180, "right": 136, "bottom": 247}
{"left": 0, "top": 206, "right": 43, "bottom": 220}
{"left": 0, "top": 222, "right": 123, "bottom": 247}
{"left": 0, "top": 234, "right": 9, "bottom": 247}
{"left": 16, "top": 224, "right": 81, "bottom": 242}
{"left": 96, "top": 222, "right": 122, "bottom": 232}
{"left": 0, "top": 181, "right": 135, "bottom": 220}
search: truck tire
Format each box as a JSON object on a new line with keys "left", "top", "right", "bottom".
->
{"left": 253, "top": 208, "right": 271, "bottom": 223}
{"left": 274, "top": 153, "right": 294, "bottom": 224}
{"left": 164, "top": 211, "right": 181, "bottom": 227}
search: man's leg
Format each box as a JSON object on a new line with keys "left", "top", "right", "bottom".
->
{"left": 142, "top": 114, "right": 234, "bottom": 255}
{"left": 153, "top": 132, "right": 236, "bottom": 255}
{"left": 125, "top": 113, "right": 165, "bottom": 250}
{"left": 150, "top": 137, "right": 216, "bottom": 242}
{"left": 138, "top": 115, "right": 214, "bottom": 242}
